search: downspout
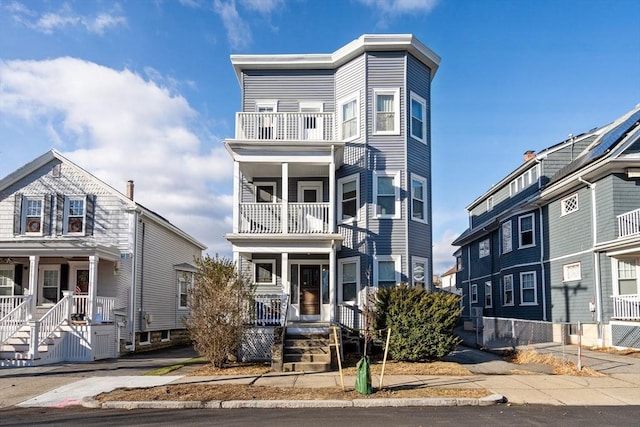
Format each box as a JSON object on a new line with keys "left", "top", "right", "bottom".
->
{"left": 467, "top": 245, "right": 471, "bottom": 318}
{"left": 578, "top": 176, "right": 603, "bottom": 344}
{"left": 539, "top": 206, "right": 547, "bottom": 321}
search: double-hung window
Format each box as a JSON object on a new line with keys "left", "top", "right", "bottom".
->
{"left": 411, "top": 174, "right": 427, "bottom": 223}
{"left": 177, "top": 272, "right": 193, "bottom": 310}
{"left": 339, "top": 94, "right": 359, "bottom": 140}
{"left": 337, "top": 174, "right": 359, "bottom": 223}
{"left": 412, "top": 257, "right": 427, "bottom": 288}
{"left": 65, "top": 197, "right": 86, "bottom": 234}
{"left": 520, "top": 271, "right": 537, "bottom": 305}
{"left": 479, "top": 238, "right": 490, "bottom": 258}
{"left": 374, "top": 89, "right": 400, "bottom": 134}
{"left": 519, "top": 214, "right": 535, "bottom": 248}
{"left": 23, "top": 197, "right": 43, "bottom": 234}
{"left": 374, "top": 256, "right": 400, "bottom": 289}
{"left": 502, "top": 221, "right": 513, "bottom": 253}
{"left": 471, "top": 284, "right": 478, "bottom": 303}
{"left": 503, "top": 275, "right": 514, "bottom": 306}
{"left": 485, "top": 281, "right": 492, "bottom": 308}
{"left": 373, "top": 171, "right": 400, "bottom": 219}
{"left": 410, "top": 92, "right": 426, "bottom": 142}
{"left": 616, "top": 259, "right": 638, "bottom": 295}
{"left": 339, "top": 257, "right": 360, "bottom": 303}
{"left": 0, "top": 266, "right": 15, "bottom": 296}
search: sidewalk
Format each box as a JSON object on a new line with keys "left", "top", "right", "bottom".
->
{"left": 4, "top": 344, "right": 640, "bottom": 408}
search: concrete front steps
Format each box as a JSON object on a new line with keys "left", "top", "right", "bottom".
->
{"left": 283, "top": 324, "right": 335, "bottom": 373}
{"left": 0, "top": 326, "right": 61, "bottom": 367}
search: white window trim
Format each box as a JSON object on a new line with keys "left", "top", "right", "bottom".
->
{"left": 519, "top": 271, "right": 538, "bottom": 306}
{"left": 254, "top": 182, "right": 277, "bottom": 203}
{"left": 479, "top": 238, "right": 490, "bottom": 258}
{"left": 411, "top": 256, "right": 428, "bottom": 288}
{"left": 373, "top": 88, "right": 400, "bottom": 135}
{"left": 161, "top": 330, "right": 171, "bottom": 342}
{"left": 337, "top": 173, "right": 360, "bottom": 224}
{"left": 410, "top": 173, "right": 428, "bottom": 224}
{"left": 486, "top": 196, "right": 494, "bottom": 212}
{"left": 502, "top": 221, "right": 513, "bottom": 254}
{"left": 409, "top": 91, "right": 426, "bottom": 143}
{"left": 22, "top": 196, "right": 44, "bottom": 236}
{"left": 561, "top": 193, "right": 579, "bottom": 216}
{"left": 63, "top": 195, "right": 87, "bottom": 235}
{"left": 297, "top": 181, "right": 323, "bottom": 203}
{"left": 139, "top": 331, "right": 151, "bottom": 346}
{"left": 373, "top": 171, "right": 401, "bottom": 219}
{"left": 0, "top": 265, "right": 16, "bottom": 296}
{"left": 338, "top": 256, "right": 360, "bottom": 304}
{"left": 509, "top": 165, "right": 539, "bottom": 197}
{"left": 471, "top": 283, "right": 478, "bottom": 303}
{"left": 177, "top": 271, "right": 192, "bottom": 310}
{"left": 373, "top": 255, "right": 401, "bottom": 289}
{"left": 485, "top": 281, "right": 492, "bottom": 308}
{"left": 255, "top": 99, "right": 278, "bottom": 112}
{"left": 254, "top": 260, "right": 276, "bottom": 285}
{"left": 562, "top": 262, "right": 582, "bottom": 282}
{"left": 503, "top": 274, "right": 514, "bottom": 306}
{"left": 38, "top": 264, "right": 61, "bottom": 305}
{"left": 518, "top": 213, "right": 536, "bottom": 248}
{"left": 338, "top": 92, "right": 360, "bottom": 141}
{"left": 611, "top": 258, "right": 639, "bottom": 296}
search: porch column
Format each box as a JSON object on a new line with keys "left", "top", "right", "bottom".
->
{"left": 329, "top": 245, "right": 336, "bottom": 322}
{"left": 28, "top": 255, "right": 39, "bottom": 319}
{"left": 281, "top": 252, "right": 289, "bottom": 296}
{"left": 87, "top": 255, "right": 99, "bottom": 322}
{"left": 282, "top": 162, "right": 289, "bottom": 234}
{"left": 233, "top": 161, "right": 240, "bottom": 233}
{"left": 329, "top": 148, "right": 336, "bottom": 233}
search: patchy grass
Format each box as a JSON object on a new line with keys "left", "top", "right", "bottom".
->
{"left": 189, "top": 361, "right": 272, "bottom": 376}
{"left": 591, "top": 347, "right": 640, "bottom": 358}
{"left": 339, "top": 354, "right": 473, "bottom": 376}
{"left": 507, "top": 348, "right": 604, "bottom": 376}
{"left": 144, "top": 357, "right": 207, "bottom": 376}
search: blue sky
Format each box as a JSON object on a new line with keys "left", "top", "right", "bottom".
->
{"left": 1, "top": 0, "right": 639, "bottom": 275}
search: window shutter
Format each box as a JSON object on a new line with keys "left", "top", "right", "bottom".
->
{"left": 14, "top": 264, "right": 23, "bottom": 295}
{"left": 55, "top": 193, "right": 64, "bottom": 235}
{"left": 43, "top": 195, "right": 52, "bottom": 235}
{"left": 13, "top": 193, "right": 23, "bottom": 235}
{"left": 85, "top": 195, "right": 95, "bottom": 236}
{"left": 60, "top": 263, "right": 69, "bottom": 299}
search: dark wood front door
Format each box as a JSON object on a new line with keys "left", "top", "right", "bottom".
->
{"left": 300, "top": 265, "right": 321, "bottom": 315}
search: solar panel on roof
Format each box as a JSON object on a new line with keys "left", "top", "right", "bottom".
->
{"left": 588, "top": 109, "right": 640, "bottom": 160}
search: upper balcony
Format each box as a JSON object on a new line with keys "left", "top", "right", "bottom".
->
{"left": 234, "top": 112, "right": 336, "bottom": 142}
{"left": 618, "top": 208, "right": 640, "bottom": 239}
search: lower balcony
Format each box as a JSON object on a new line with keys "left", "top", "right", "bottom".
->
{"left": 611, "top": 295, "right": 640, "bottom": 320}
{"left": 618, "top": 208, "right": 640, "bottom": 238}
{"left": 239, "top": 203, "right": 330, "bottom": 234}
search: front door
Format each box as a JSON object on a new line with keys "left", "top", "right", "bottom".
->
{"left": 300, "top": 265, "right": 321, "bottom": 316}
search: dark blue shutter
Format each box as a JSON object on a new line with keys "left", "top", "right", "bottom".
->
{"left": 56, "top": 193, "right": 64, "bottom": 235}
{"left": 13, "top": 194, "right": 22, "bottom": 235}
{"left": 85, "top": 195, "right": 95, "bottom": 236}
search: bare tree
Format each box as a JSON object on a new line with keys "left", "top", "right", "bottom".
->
{"left": 185, "top": 255, "right": 253, "bottom": 368}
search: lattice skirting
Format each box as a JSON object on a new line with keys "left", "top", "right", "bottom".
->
{"left": 238, "top": 326, "right": 275, "bottom": 362}
{"left": 611, "top": 323, "right": 640, "bottom": 349}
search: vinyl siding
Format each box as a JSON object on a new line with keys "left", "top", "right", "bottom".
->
{"left": 548, "top": 253, "right": 593, "bottom": 323}
{"left": 546, "top": 186, "right": 593, "bottom": 260}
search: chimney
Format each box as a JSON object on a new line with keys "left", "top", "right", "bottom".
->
{"left": 126, "top": 180, "right": 134, "bottom": 200}
{"left": 523, "top": 150, "right": 535, "bottom": 162}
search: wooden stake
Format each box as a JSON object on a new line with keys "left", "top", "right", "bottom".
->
{"left": 379, "top": 327, "right": 391, "bottom": 389}
{"left": 332, "top": 326, "right": 345, "bottom": 390}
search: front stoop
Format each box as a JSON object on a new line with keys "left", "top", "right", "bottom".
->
{"left": 282, "top": 324, "right": 334, "bottom": 373}
{"left": 0, "top": 326, "right": 62, "bottom": 367}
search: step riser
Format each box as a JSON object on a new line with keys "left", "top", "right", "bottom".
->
{"left": 284, "top": 354, "right": 331, "bottom": 363}
{"left": 283, "top": 362, "right": 331, "bottom": 373}
{"left": 285, "top": 339, "right": 330, "bottom": 348}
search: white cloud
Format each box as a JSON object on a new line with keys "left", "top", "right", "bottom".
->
{"left": 432, "top": 229, "right": 460, "bottom": 276}
{"left": 357, "top": 0, "right": 439, "bottom": 14}
{"left": 0, "top": 57, "right": 233, "bottom": 256}
{"left": 214, "top": 0, "right": 252, "bottom": 50}
{"left": 5, "top": 1, "right": 126, "bottom": 35}
{"left": 240, "top": 0, "right": 283, "bottom": 14}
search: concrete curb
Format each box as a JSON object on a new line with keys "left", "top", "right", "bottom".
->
{"left": 83, "top": 394, "right": 505, "bottom": 409}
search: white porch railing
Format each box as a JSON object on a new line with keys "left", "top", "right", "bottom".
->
{"left": 289, "top": 203, "right": 329, "bottom": 233}
{"left": 617, "top": 208, "right": 640, "bottom": 238}
{"left": 247, "top": 294, "right": 288, "bottom": 326}
{"left": 239, "top": 203, "right": 330, "bottom": 234}
{"left": 235, "top": 112, "right": 335, "bottom": 141}
{"left": 0, "top": 295, "right": 31, "bottom": 346}
{"left": 36, "top": 293, "right": 72, "bottom": 351}
{"left": 72, "top": 295, "right": 115, "bottom": 322}
{"left": 0, "top": 296, "right": 28, "bottom": 318}
{"left": 611, "top": 295, "right": 640, "bottom": 320}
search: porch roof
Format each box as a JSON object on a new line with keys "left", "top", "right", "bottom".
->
{"left": 226, "top": 233, "right": 343, "bottom": 253}
{"left": 0, "top": 240, "right": 121, "bottom": 261}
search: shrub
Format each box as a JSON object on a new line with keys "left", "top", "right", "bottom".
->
{"left": 185, "top": 255, "right": 254, "bottom": 368}
{"left": 374, "top": 284, "right": 462, "bottom": 361}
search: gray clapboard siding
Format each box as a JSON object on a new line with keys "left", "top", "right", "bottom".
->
{"left": 547, "top": 186, "right": 593, "bottom": 259}
{"left": 548, "top": 254, "right": 594, "bottom": 323}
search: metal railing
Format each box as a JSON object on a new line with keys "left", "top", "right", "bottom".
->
{"left": 481, "top": 316, "right": 554, "bottom": 349}
{"left": 611, "top": 295, "right": 640, "bottom": 320}
{"left": 337, "top": 303, "right": 365, "bottom": 331}
{"left": 618, "top": 208, "right": 640, "bottom": 238}
{"left": 235, "top": 112, "right": 335, "bottom": 141}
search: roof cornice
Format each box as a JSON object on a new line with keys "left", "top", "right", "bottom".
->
{"left": 230, "top": 34, "right": 441, "bottom": 82}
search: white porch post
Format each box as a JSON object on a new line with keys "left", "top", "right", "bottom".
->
{"left": 233, "top": 161, "right": 240, "bottom": 233}
{"left": 329, "top": 148, "right": 336, "bottom": 233}
{"left": 87, "top": 255, "right": 98, "bottom": 322}
{"left": 28, "top": 255, "right": 39, "bottom": 319}
{"left": 281, "top": 252, "right": 289, "bottom": 296}
{"left": 329, "top": 244, "right": 336, "bottom": 323}
{"left": 282, "top": 162, "right": 289, "bottom": 234}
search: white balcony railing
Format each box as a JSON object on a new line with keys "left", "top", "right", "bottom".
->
{"left": 611, "top": 295, "right": 640, "bottom": 320}
{"left": 238, "top": 202, "right": 329, "bottom": 234}
{"left": 618, "top": 208, "right": 640, "bottom": 238}
{"left": 235, "top": 112, "right": 335, "bottom": 142}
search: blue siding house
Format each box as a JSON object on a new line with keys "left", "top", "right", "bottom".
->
{"left": 453, "top": 105, "right": 640, "bottom": 349}
{"left": 224, "top": 35, "right": 439, "bottom": 330}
